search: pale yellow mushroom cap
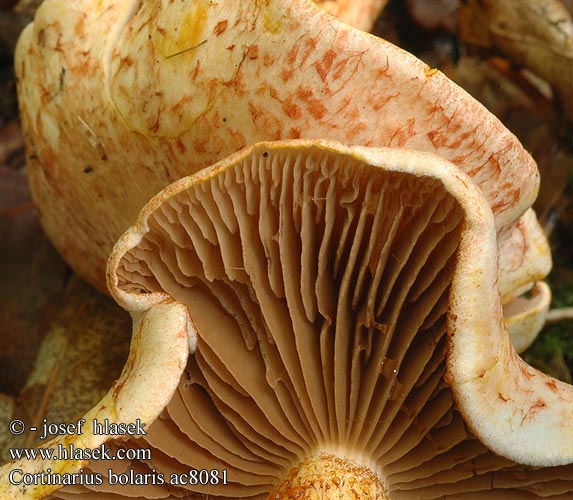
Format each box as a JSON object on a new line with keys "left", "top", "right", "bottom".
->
{"left": 16, "top": 0, "right": 540, "bottom": 294}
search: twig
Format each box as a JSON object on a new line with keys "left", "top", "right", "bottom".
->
{"left": 165, "top": 40, "right": 207, "bottom": 60}
{"left": 545, "top": 307, "right": 573, "bottom": 324}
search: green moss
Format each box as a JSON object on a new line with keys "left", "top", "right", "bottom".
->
{"left": 523, "top": 279, "right": 573, "bottom": 383}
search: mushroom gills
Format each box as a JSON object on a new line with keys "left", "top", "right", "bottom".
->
{"left": 50, "top": 142, "right": 573, "bottom": 499}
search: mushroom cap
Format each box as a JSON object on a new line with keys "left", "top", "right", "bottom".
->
{"left": 16, "top": 0, "right": 540, "bottom": 293}
{"left": 505, "top": 281, "right": 551, "bottom": 354}
{"left": 2, "top": 140, "right": 571, "bottom": 498}
{"left": 0, "top": 301, "right": 190, "bottom": 500}
{"left": 496, "top": 208, "right": 552, "bottom": 352}
{"left": 497, "top": 209, "right": 552, "bottom": 304}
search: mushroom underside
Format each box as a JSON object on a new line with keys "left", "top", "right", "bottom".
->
{"left": 45, "top": 143, "right": 572, "bottom": 499}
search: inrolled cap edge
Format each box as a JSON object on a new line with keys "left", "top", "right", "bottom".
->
{"left": 448, "top": 221, "right": 573, "bottom": 466}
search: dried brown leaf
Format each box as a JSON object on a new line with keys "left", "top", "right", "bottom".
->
{"left": 0, "top": 120, "right": 23, "bottom": 165}
{"left": 0, "top": 163, "right": 67, "bottom": 396}
{"left": 406, "top": 0, "right": 459, "bottom": 32}
{"left": 459, "top": 0, "right": 573, "bottom": 120}
{"left": 1, "top": 156, "right": 131, "bottom": 462}
{"left": 1, "top": 276, "right": 131, "bottom": 461}
{"left": 0, "top": 11, "right": 30, "bottom": 59}
{"left": 13, "top": 0, "right": 42, "bottom": 17}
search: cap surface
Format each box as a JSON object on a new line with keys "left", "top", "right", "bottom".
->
{"left": 16, "top": 0, "right": 539, "bottom": 293}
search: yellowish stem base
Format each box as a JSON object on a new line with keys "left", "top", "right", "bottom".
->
{"left": 269, "top": 452, "right": 389, "bottom": 500}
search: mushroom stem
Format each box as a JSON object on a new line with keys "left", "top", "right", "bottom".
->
{"left": 270, "top": 452, "right": 389, "bottom": 500}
